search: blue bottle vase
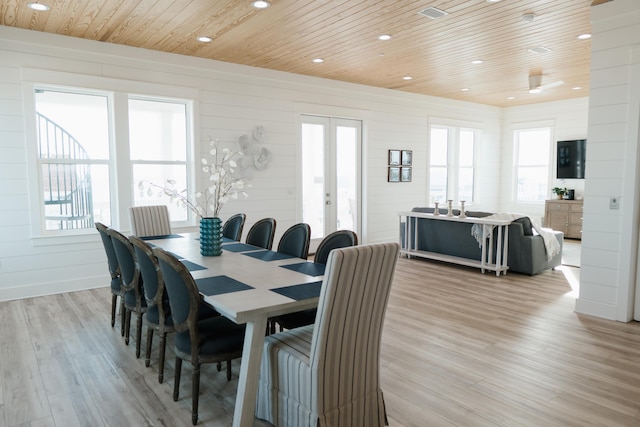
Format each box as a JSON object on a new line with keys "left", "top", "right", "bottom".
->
{"left": 200, "top": 217, "right": 223, "bottom": 256}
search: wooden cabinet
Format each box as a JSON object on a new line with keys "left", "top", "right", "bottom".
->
{"left": 545, "top": 199, "right": 583, "bottom": 240}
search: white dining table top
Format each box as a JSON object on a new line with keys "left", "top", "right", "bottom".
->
{"left": 143, "top": 233, "right": 323, "bottom": 324}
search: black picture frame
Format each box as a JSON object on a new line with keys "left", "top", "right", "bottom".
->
{"left": 401, "top": 167, "right": 412, "bottom": 182}
{"left": 388, "top": 166, "right": 400, "bottom": 182}
{"left": 388, "top": 150, "right": 401, "bottom": 166}
{"left": 401, "top": 150, "right": 412, "bottom": 166}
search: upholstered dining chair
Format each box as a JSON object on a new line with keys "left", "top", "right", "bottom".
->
{"left": 222, "top": 213, "right": 246, "bottom": 241}
{"left": 153, "top": 247, "right": 246, "bottom": 425}
{"left": 245, "top": 217, "right": 276, "bottom": 250}
{"left": 96, "top": 222, "right": 125, "bottom": 335}
{"left": 130, "top": 236, "right": 220, "bottom": 383}
{"left": 129, "top": 205, "right": 172, "bottom": 237}
{"left": 256, "top": 243, "right": 400, "bottom": 427}
{"left": 272, "top": 229, "right": 358, "bottom": 332}
{"left": 277, "top": 222, "right": 311, "bottom": 259}
{"left": 107, "top": 228, "right": 147, "bottom": 358}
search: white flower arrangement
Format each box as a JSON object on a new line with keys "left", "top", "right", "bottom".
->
{"left": 139, "top": 137, "right": 249, "bottom": 219}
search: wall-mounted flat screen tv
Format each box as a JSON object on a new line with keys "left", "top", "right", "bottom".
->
{"left": 557, "top": 139, "right": 586, "bottom": 179}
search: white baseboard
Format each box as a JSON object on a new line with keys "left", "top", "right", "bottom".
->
{"left": 0, "top": 276, "right": 106, "bottom": 302}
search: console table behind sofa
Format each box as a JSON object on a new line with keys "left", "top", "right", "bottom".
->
{"left": 399, "top": 208, "right": 564, "bottom": 276}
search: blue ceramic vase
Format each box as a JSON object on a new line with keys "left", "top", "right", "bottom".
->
{"left": 200, "top": 217, "right": 223, "bottom": 256}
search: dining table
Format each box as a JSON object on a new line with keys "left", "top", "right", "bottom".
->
{"left": 142, "top": 233, "right": 325, "bottom": 427}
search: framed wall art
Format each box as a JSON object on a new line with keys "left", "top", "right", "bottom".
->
{"left": 388, "top": 166, "right": 400, "bottom": 182}
{"left": 401, "top": 150, "right": 412, "bottom": 166}
{"left": 401, "top": 167, "right": 412, "bottom": 182}
{"left": 388, "top": 150, "right": 401, "bottom": 166}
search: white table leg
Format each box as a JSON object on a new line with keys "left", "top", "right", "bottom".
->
{"left": 232, "top": 316, "right": 268, "bottom": 427}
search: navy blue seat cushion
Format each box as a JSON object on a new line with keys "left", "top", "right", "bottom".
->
{"left": 110, "top": 277, "right": 121, "bottom": 293}
{"left": 124, "top": 289, "right": 147, "bottom": 309}
{"left": 174, "top": 316, "right": 245, "bottom": 356}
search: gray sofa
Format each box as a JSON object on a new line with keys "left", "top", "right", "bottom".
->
{"left": 404, "top": 207, "right": 563, "bottom": 275}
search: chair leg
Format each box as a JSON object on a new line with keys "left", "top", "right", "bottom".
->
{"left": 145, "top": 327, "right": 154, "bottom": 367}
{"left": 120, "top": 299, "right": 126, "bottom": 336}
{"left": 111, "top": 294, "right": 117, "bottom": 327}
{"left": 135, "top": 312, "right": 143, "bottom": 358}
{"left": 158, "top": 331, "right": 167, "bottom": 383}
{"left": 192, "top": 363, "right": 200, "bottom": 425}
{"left": 226, "top": 359, "right": 232, "bottom": 381}
{"left": 124, "top": 309, "right": 132, "bottom": 345}
{"left": 174, "top": 357, "right": 182, "bottom": 401}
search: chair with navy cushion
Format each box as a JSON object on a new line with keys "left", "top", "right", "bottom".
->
{"left": 245, "top": 217, "right": 276, "bottom": 250}
{"left": 131, "top": 236, "right": 220, "bottom": 383}
{"left": 96, "top": 222, "right": 125, "bottom": 335}
{"left": 222, "top": 213, "right": 246, "bottom": 241}
{"left": 256, "top": 243, "right": 400, "bottom": 427}
{"left": 153, "top": 247, "right": 246, "bottom": 425}
{"left": 108, "top": 228, "right": 147, "bottom": 358}
{"left": 277, "top": 223, "right": 311, "bottom": 259}
{"left": 129, "top": 205, "right": 172, "bottom": 237}
{"left": 272, "top": 229, "right": 358, "bottom": 332}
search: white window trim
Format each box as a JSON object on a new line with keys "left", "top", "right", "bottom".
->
{"left": 22, "top": 69, "right": 199, "bottom": 244}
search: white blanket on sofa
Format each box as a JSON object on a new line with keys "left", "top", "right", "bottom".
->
{"left": 470, "top": 213, "right": 561, "bottom": 261}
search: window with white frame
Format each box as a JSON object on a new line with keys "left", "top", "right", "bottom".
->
{"left": 429, "top": 125, "right": 477, "bottom": 205}
{"left": 32, "top": 85, "right": 193, "bottom": 234}
{"left": 514, "top": 127, "right": 551, "bottom": 202}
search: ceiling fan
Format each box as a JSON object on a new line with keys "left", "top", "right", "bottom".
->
{"left": 528, "top": 74, "right": 564, "bottom": 93}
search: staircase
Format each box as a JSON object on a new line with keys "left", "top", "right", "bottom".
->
{"left": 37, "top": 113, "right": 94, "bottom": 230}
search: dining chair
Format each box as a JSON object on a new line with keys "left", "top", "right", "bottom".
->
{"left": 107, "top": 228, "right": 147, "bottom": 358}
{"left": 245, "top": 217, "right": 276, "bottom": 250}
{"left": 96, "top": 222, "right": 125, "bottom": 335}
{"left": 129, "top": 205, "right": 172, "bottom": 237}
{"left": 277, "top": 222, "right": 311, "bottom": 259}
{"left": 256, "top": 243, "right": 400, "bottom": 427}
{"left": 153, "top": 247, "right": 246, "bottom": 425}
{"left": 272, "top": 229, "right": 358, "bottom": 332}
{"left": 130, "top": 236, "right": 221, "bottom": 383}
{"left": 222, "top": 213, "right": 246, "bottom": 241}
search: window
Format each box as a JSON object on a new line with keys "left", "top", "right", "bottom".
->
{"left": 429, "top": 125, "right": 477, "bottom": 204}
{"left": 32, "top": 84, "right": 193, "bottom": 234}
{"left": 514, "top": 128, "right": 551, "bottom": 202}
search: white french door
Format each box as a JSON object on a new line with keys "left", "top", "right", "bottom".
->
{"left": 301, "top": 115, "right": 362, "bottom": 251}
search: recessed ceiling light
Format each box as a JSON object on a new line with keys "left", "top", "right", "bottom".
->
{"left": 529, "top": 88, "right": 541, "bottom": 94}
{"left": 378, "top": 53, "right": 385, "bottom": 57}
{"left": 27, "top": 2, "right": 50, "bottom": 11}
{"left": 251, "top": 1, "right": 270, "bottom": 9}
{"left": 577, "top": 33, "right": 592, "bottom": 40}
{"left": 403, "top": 76, "right": 413, "bottom": 80}
{"left": 378, "top": 34, "right": 392, "bottom": 41}
{"left": 197, "top": 36, "right": 212, "bottom": 43}
{"left": 461, "top": 88, "right": 470, "bottom": 92}
{"left": 470, "top": 60, "right": 483, "bottom": 64}
{"left": 572, "top": 86, "right": 582, "bottom": 90}
{"left": 507, "top": 96, "right": 515, "bottom": 100}
{"left": 312, "top": 58, "right": 324, "bottom": 63}
{"left": 487, "top": 0, "right": 503, "bottom": 3}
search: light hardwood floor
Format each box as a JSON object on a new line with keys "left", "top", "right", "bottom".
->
{"left": 1, "top": 258, "right": 639, "bottom": 426}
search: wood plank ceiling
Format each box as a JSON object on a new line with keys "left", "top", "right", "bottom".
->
{"left": 0, "top": 0, "right": 595, "bottom": 107}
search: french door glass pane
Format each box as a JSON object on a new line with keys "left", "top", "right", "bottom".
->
{"left": 302, "top": 123, "right": 325, "bottom": 239}
{"left": 336, "top": 126, "right": 356, "bottom": 231}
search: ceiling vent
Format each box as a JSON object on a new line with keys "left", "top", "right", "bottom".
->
{"left": 528, "top": 46, "right": 552, "bottom": 54}
{"left": 419, "top": 7, "right": 449, "bottom": 19}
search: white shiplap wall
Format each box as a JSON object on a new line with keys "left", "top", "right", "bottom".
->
{"left": 0, "top": 26, "right": 503, "bottom": 300}
{"left": 576, "top": 0, "right": 640, "bottom": 321}
{"left": 500, "top": 98, "right": 590, "bottom": 225}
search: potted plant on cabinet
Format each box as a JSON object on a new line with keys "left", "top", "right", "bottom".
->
{"left": 552, "top": 187, "right": 568, "bottom": 200}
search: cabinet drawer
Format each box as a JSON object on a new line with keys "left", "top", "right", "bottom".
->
{"left": 569, "top": 212, "right": 583, "bottom": 225}
{"left": 569, "top": 225, "right": 583, "bottom": 239}
{"left": 570, "top": 203, "right": 583, "bottom": 213}
{"left": 547, "top": 202, "right": 570, "bottom": 212}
